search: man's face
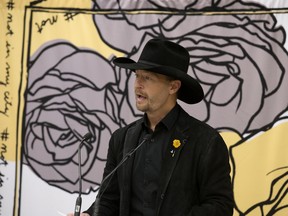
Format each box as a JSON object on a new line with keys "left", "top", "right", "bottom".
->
{"left": 134, "top": 70, "right": 179, "bottom": 115}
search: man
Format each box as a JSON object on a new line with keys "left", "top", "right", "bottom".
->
{"left": 70, "top": 38, "right": 234, "bottom": 216}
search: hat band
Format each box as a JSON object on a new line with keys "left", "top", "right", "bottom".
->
{"left": 138, "top": 60, "right": 163, "bottom": 67}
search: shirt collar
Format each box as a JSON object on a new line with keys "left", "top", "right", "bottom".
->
{"left": 142, "top": 104, "right": 180, "bottom": 131}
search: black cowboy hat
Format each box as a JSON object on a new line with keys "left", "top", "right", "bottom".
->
{"left": 113, "top": 38, "right": 204, "bottom": 104}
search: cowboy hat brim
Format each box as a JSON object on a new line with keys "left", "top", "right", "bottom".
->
{"left": 113, "top": 57, "right": 204, "bottom": 104}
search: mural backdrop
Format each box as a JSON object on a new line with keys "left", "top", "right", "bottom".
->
{"left": 1, "top": 0, "right": 288, "bottom": 216}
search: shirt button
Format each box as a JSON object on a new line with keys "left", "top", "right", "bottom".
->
{"left": 150, "top": 138, "right": 154, "bottom": 142}
{"left": 160, "top": 193, "right": 165, "bottom": 199}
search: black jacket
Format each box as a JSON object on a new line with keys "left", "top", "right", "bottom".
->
{"left": 86, "top": 106, "right": 234, "bottom": 216}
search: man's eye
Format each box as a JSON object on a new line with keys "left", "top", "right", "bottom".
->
{"left": 144, "top": 76, "right": 151, "bottom": 80}
{"left": 135, "top": 74, "right": 152, "bottom": 81}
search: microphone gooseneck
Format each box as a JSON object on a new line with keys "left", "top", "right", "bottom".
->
{"left": 74, "top": 132, "right": 93, "bottom": 216}
{"left": 93, "top": 134, "right": 151, "bottom": 216}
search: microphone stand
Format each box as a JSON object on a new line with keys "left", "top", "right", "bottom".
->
{"left": 74, "top": 132, "right": 93, "bottom": 216}
{"left": 93, "top": 134, "right": 151, "bottom": 216}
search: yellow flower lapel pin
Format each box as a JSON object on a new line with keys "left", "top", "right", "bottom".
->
{"left": 171, "top": 139, "right": 181, "bottom": 157}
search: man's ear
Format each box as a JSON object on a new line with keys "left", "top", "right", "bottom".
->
{"left": 170, "top": 80, "right": 181, "bottom": 94}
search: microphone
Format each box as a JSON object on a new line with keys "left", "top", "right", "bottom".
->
{"left": 74, "top": 132, "right": 93, "bottom": 216}
{"left": 93, "top": 134, "right": 151, "bottom": 216}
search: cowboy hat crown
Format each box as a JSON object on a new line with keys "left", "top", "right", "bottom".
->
{"left": 113, "top": 38, "right": 204, "bottom": 104}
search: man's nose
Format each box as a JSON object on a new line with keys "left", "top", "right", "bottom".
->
{"left": 135, "top": 77, "right": 144, "bottom": 88}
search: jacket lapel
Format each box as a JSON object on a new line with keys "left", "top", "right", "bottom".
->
{"left": 156, "top": 110, "right": 190, "bottom": 215}
{"left": 120, "top": 121, "right": 142, "bottom": 215}
{"left": 122, "top": 120, "right": 143, "bottom": 183}
{"left": 123, "top": 122, "right": 142, "bottom": 156}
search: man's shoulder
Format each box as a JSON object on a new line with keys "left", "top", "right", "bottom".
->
{"left": 178, "top": 106, "right": 219, "bottom": 134}
{"left": 112, "top": 118, "right": 142, "bottom": 137}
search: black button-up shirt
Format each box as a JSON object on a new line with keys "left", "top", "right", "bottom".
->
{"left": 130, "top": 104, "right": 180, "bottom": 216}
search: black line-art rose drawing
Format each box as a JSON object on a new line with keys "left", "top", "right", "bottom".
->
{"left": 92, "top": 0, "right": 288, "bottom": 136}
{"left": 24, "top": 41, "right": 125, "bottom": 193}
{"left": 91, "top": 0, "right": 288, "bottom": 215}
{"left": 179, "top": 17, "right": 288, "bottom": 135}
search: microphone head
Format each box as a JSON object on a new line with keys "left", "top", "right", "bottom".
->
{"left": 82, "top": 132, "right": 93, "bottom": 142}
